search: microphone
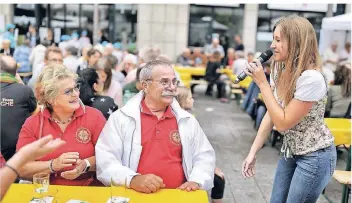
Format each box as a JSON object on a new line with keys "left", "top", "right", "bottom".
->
{"left": 234, "top": 48, "right": 274, "bottom": 84}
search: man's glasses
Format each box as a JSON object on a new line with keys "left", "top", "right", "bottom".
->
{"left": 63, "top": 84, "right": 80, "bottom": 96}
{"left": 148, "top": 78, "right": 180, "bottom": 87}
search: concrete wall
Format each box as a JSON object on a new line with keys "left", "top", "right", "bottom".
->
{"left": 136, "top": 4, "right": 189, "bottom": 61}
{"left": 0, "top": 4, "right": 14, "bottom": 26}
{"left": 242, "top": 4, "right": 258, "bottom": 54}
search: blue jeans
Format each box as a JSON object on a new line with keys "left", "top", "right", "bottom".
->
{"left": 270, "top": 145, "right": 336, "bottom": 203}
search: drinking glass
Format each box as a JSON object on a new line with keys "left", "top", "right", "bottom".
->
{"left": 33, "top": 173, "right": 50, "bottom": 203}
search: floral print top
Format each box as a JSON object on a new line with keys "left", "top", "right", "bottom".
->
{"left": 271, "top": 69, "right": 334, "bottom": 157}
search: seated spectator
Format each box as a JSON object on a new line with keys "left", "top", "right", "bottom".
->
{"left": 63, "top": 46, "right": 79, "bottom": 73}
{"left": 0, "top": 56, "right": 37, "bottom": 161}
{"left": 106, "top": 54, "right": 125, "bottom": 84}
{"left": 26, "top": 25, "right": 40, "bottom": 48}
{"left": 96, "top": 60, "right": 215, "bottom": 193}
{"left": 176, "top": 86, "right": 225, "bottom": 203}
{"left": 191, "top": 47, "right": 207, "bottom": 67}
{"left": 29, "top": 41, "right": 50, "bottom": 77}
{"left": 232, "top": 51, "right": 247, "bottom": 75}
{"left": 77, "top": 44, "right": 93, "bottom": 71}
{"left": 121, "top": 54, "right": 138, "bottom": 85}
{"left": 325, "top": 62, "right": 351, "bottom": 118}
{"left": 96, "top": 57, "right": 123, "bottom": 107}
{"left": 222, "top": 48, "right": 235, "bottom": 67}
{"left": 339, "top": 42, "right": 351, "bottom": 62}
{"left": 28, "top": 46, "right": 63, "bottom": 90}
{"left": 205, "top": 51, "right": 227, "bottom": 102}
{"left": 76, "top": 49, "right": 101, "bottom": 73}
{"left": 176, "top": 48, "right": 193, "bottom": 66}
{"left": 0, "top": 40, "right": 14, "bottom": 56}
{"left": 138, "top": 45, "right": 161, "bottom": 65}
{"left": 78, "top": 68, "right": 118, "bottom": 120}
{"left": 16, "top": 64, "right": 106, "bottom": 186}
{"left": 123, "top": 67, "right": 143, "bottom": 96}
{"left": 204, "top": 38, "right": 225, "bottom": 58}
{"left": 13, "top": 39, "right": 32, "bottom": 74}
{"left": 234, "top": 35, "right": 244, "bottom": 51}
{"left": 247, "top": 52, "right": 254, "bottom": 63}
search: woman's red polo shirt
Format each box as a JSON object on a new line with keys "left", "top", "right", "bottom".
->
{"left": 16, "top": 105, "right": 106, "bottom": 186}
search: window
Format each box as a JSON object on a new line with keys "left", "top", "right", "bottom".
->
{"left": 188, "top": 4, "right": 244, "bottom": 49}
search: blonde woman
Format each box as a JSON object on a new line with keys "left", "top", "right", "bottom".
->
{"left": 16, "top": 64, "right": 106, "bottom": 186}
{"left": 241, "top": 15, "right": 336, "bottom": 202}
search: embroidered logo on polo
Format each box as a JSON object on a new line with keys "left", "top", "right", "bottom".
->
{"left": 76, "top": 127, "right": 91, "bottom": 144}
{"left": 169, "top": 130, "right": 181, "bottom": 146}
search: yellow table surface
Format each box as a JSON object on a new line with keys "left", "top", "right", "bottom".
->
{"left": 3, "top": 184, "right": 208, "bottom": 203}
{"left": 324, "top": 118, "right": 351, "bottom": 146}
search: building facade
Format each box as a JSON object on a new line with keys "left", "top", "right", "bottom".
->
{"left": 1, "top": 3, "right": 349, "bottom": 60}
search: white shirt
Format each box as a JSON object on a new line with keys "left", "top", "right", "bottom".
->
{"left": 232, "top": 58, "right": 247, "bottom": 75}
{"left": 323, "top": 48, "right": 339, "bottom": 71}
{"left": 63, "top": 55, "right": 79, "bottom": 73}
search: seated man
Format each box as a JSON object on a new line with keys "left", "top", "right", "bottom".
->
{"left": 176, "top": 48, "right": 193, "bottom": 66}
{"left": 0, "top": 56, "right": 37, "bottom": 161}
{"left": 96, "top": 60, "right": 215, "bottom": 193}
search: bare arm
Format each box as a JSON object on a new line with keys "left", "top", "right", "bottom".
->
{"left": 248, "top": 112, "right": 274, "bottom": 156}
{"left": 259, "top": 83, "right": 314, "bottom": 132}
{"left": 18, "top": 161, "right": 51, "bottom": 180}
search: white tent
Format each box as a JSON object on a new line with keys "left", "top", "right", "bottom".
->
{"left": 319, "top": 13, "right": 351, "bottom": 54}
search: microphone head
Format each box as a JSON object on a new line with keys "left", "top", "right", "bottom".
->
{"left": 258, "top": 48, "right": 274, "bottom": 63}
{"left": 234, "top": 78, "right": 240, "bottom": 84}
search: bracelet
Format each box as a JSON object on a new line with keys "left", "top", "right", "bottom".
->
{"left": 49, "top": 159, "right": 56, "bottom": 173}
{"left": 5, "top": 163, "right": 20, "bottom": 177}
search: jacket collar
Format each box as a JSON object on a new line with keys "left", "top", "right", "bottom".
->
{"left": 120, "top": 91, "right": 191, "bottom": 122}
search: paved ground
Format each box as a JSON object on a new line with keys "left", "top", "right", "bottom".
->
{"left": 191, "top": 85, "right": 349, "bottom": 203}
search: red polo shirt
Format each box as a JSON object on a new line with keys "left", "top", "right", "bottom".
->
{"left": 16, "top": 105, "right": 106, "bottom": 186}
{"left": 137, "top": 100, "right": 185, "bottom": 189}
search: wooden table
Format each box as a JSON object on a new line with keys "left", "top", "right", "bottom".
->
{"left": 2, "top": 184, "right": 209, "bottom": 203}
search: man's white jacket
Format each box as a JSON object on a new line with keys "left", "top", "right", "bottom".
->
{"left": 96, "top": 91, "right": 215, "bottom": 190}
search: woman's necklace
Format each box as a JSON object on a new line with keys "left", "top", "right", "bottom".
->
{"left": 52, "top": 115, "right": 73, "bottom": 125}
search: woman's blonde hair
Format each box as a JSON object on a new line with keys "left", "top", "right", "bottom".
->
{"left": 176, "top": 86, "right": 191, "bottom": 109}
{"left": 271, "top": 15, "right": 322, "bottom": 106}
{"left": 35, "top": 64, "right": 78, "bottom": 108}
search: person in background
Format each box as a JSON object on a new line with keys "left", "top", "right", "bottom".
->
{"left": 232, "top": 51, "right": 247, "bottom": 75}
{"left": 138, "top": 45, "right": 161, "bottom": 65}
{"left": 13, "top": 39, "right": 32, "bottom": 74}
{"left": 1, "top": 135, "right": 65, "bottom": 200}
{"left": 234, "top": 35, "right": 244, "bottom": 51}
{"left": 95, "top": 57, "right": 123, "bottom": 107}
{"left": 204, "top": 38, "right": 225, "bottom": 58}
{"left": 79, "top": 30, "right": 91, "bottom": 49}
{"left": 325, "top": 62, "right": 351, "bottom": 118}
{"left": 97, "top": 30, "right": 109, "bottom": 44}
{"left": 3, "top": 24, "right": 16, "bottom": 49}
{"left": 323, "top": 41, "right": 339, "bottom": 84}
{"left": 96, "top": 60, "right": 215, "bottom": 193}
{"left": 176, "top": 48, "right": 193, "bottom": 66}
{"left": 76, "top": 49, "right": 101, "bottom": 73}
{"left": 29, "top": 40, "right": 50, "bottom": 76}
{"left": 63, "top": 46, "right": 79, "bottom": 73}
{"left": 78, "top": 68, "right": 118, "bottom": 120}
{"left": 28, "top": 46, "right": 63, "bottom": 89}
{"left": 77, "top": 44, "right": 93, "bottom": 71}
{"left": 26, "top": 25, "right": 39, "bottom": 48}
{"left": 176, "top": 86, "right": 225, "bottom": 203}
{"left": 16, "top": 64, "right": 106, "bottom": 186}
{"left": 222, "top": 48, "right": 235, "bottom": 67}
{"left": 43, "top": 28, "right": 57, "bottom": 47}
{"left": 191, "top": 47, "right": 207, "bottom": 67}
{"left": 121, "top": 54, "right": 138, "bottom": 85}
{"left": 205, "top": 51, "right": 227, "bottom": 102}
{"left": 339, "top": 42, "right": 351, "bottom": 62}
{"left": 123, "top": 67, "right": 143, "bottom": 96}
{"left": 0, "top": 55, "right": 37, "bottom": 161}
{"left": 247, "top": 52, "right": 254, "bottom": 63}
{"left": 0, "top": 40, "right": 14, "bottom": 56}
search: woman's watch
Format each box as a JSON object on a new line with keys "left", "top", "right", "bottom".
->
{"left": 83, "top": 159, "right": 91, "bottom": 173}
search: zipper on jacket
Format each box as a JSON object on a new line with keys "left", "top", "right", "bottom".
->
{"left": 178, "top": 117, "right": 189, "bottom": 181}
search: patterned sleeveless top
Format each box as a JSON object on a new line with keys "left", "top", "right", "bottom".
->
{"left": 272, "top": 69, "right": 334, "bottom": 158}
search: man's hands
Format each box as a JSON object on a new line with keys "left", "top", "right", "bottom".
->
{"left": 177, "top": 181, "right": 200, "bottom": 192}
{"left": 130, "top": 174, "right": 165, "bottom": 194}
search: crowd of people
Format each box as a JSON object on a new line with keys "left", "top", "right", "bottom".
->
{"left": 0, "top": 14, "right": 351, "bottom": 203}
